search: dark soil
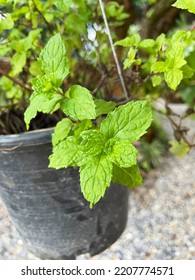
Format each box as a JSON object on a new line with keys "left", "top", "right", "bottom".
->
{"left": 0, "top": 108, "right": 64, "bottom": 135}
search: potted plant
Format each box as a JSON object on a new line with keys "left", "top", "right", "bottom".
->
{"left": 0, "top": 0, "right": 194, "bottom": 259}
{"left": 0, "top": 0, "right": 152, "bottom": 260}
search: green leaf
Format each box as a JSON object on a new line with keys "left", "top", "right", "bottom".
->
{"left": 73, "top": 120, "right": 93, "bottom": 137}
{"left": 105, "top": 2, "right": 129, "bottom": 21}
{"left": 181, "top": 64, "right": 194, "bottom": 79}
{"left": 105, "top": 139, "right": 138, "bottom": 168}
{"left": 80, "top": 156, "right": 113, "bottom": 207}
{"left": 24, "top": 90, "right": 62, "bottom": 129}
{"left": 172, "top": 0, "right": 195, "bottom": 14}
{"left": 24, "top": 93, "right": 45, "bottom": 129}
{"left": 9, "top": 39, "right": 29, "bottom": 53}
{"left": 124, "top": 58, "right": 134, "bottom": 69}
{"left": 170, "top": 140, "right": 190, "bottom": 157}
{"left": 94, "top": 98, "right": 116, "bottom": 117}
{"left": 10, "top": 29, "right": 42, "bottom": 53}
{"left": 31, "top": 75, "right": 52, "bottom": 92}
{"left": 166, "top": 42, "right": 186, "bottom": 69}
{"left": 115, "top": 34, "right": 141, "bottom": 47}
{"left": 100, "top": 101, "right": 152, "bottom": 142}
{"left": 61, "top": 85, "right": 96, "bottom": 120}
{"left": 164, "top": 68, "right": 183, "bottom": 90}
{"left": 29, "top": 61, "right": 42, "bottom": 76}
{"left": 135, "top": 59, "right": 142, "bottom": 66}
{"left": 151, "top": 61, "right": 167, "bottom": 73}
{"left": 127, "top": 47, "right": 137, "bottom": 58}
{"left": 65, "top": 13, "right": 87, "bottom": 34}
{"left": 0, "top": 13, "right": 14, "bottom": 32}
{"left": 186, "top": 50, "right": 195, "bottom": 70}
{"left": 139, "top": 39, "right": 155, "bottom": 51}
{"left": 40, "top": 33, "right": 69, "bottom": 86}
{"left": 49, "top": 136, "right": 85, "bottom": 169}
{"left": 11, "top": 51, "right": 26, "bottom": 75}
{"left": 112, "top": 164, "right": 143, "bottom": 188}
{"left": 29, "top": 28, "right": 42, "bottom": 42}
{"left": 123, "top": 48, "right": 137, "bottom": 69}
{"left": 0, "top": 76, "right": 13, "bottom": 91}
{"left": 156, "top": 33, "right": 166, "bottom": 50}
{"left": 105, "top": 2, "right": 120, "bottom": 17}
{"left": 79, "top": 130, "right": 106, "bottom": 159}
{"left": 151, "top": 75, "right": 162, "bottom": 87}
{"left": 52, "top": 118, "right": 73, "bottom": 146}
{"left": 171, "top": 30, "right": 192, "bottom": 42}
{"left": 53, "top": 0, "right": 71, "bottom": 13}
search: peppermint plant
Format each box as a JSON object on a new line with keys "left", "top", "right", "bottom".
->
{"left": 24, "top": 34, "right": 152, "bottom": 207}
{"left": 114, "top": 0, "right": 195, "bottom": 156}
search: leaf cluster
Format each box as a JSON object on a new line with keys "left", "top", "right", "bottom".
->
{"left": 0, "top": 0, "right": 129, "bottom": 112}
{"left": 116, "top": 30, "right": 195, "bottom": 91}
{"left": 24, "top": 33, "right": 152, "bottom": 207}
{"left": 114, "top": 0, "right": 195, "bottom": 155}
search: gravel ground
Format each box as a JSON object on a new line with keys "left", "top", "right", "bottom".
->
{"left": 0, "top": 106, "right": 195, "bottom": 260}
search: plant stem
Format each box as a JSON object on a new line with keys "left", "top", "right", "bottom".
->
{"left": 117, "top": 96, "right": 133, "bottom": 105}
{"left": 154, "top": 104, "right": 195, "bottom": 148}
{"left": 32, "top": 0, "right": 53, "bottom": 34}
{"left": 0, "top": 68, "right": 33, "bottom": 92}
{"left": 166, "top": 114, "right": 195, "bottom": 148}
{"left": 98, "top": 0, "right": 129, "bottom": 100}
{"left": 92, "top": 64, "right": 113, "bottom": 95}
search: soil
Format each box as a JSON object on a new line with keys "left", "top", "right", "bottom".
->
{"left": 0, "top": 108, "right": 64, "bottom": 135}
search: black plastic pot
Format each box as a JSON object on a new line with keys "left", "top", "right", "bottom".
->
{"left": 0, "top": 128, "right": 129, "bottom": 259}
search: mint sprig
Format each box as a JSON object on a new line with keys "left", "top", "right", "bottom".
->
{"left": 39, "top": 33, "right": 69, "bottom": 86}
{"left": 50, "top": 100, "right": 152, "bottom": 207}
{"left": 24, "top": 34, "right": 152, "bottom": 207}
{"left": 24, "top": 34, "right": 96, "bottom": 127}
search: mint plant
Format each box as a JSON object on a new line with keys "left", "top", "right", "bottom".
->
{"left": 172, "top": 0, "right": 195, "bottom": 14}
{"left": 0, "top": 0, "right": 130, "bottom": 134}
{"left": 115, "top": 29, "right": 195, "bottom": 91}
{"left": 24, "top": 33, "right": 152, "bottom": 207}
{"left": 1, "top": 0, "right": 195, "bottom": 206}
{"left": 114, "top": 0, "right": 195, "bottom": 156}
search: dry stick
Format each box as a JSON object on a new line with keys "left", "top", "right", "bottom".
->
{"left": 92, "top": 75, "right": 107, "bottom": 95}
{"left": 165, "top": 101, "right": 194, "bottom": 146}
{"left": 167, "top": 114, "right": 195, "bottom": 148}
{"left": 92, "top": 65, "right": 114, "bottom": 95}
{"left": 0, "top": 68, "right": 33, "bottom": 92}
{"left": 157, "top": 104, "right": 195, "bottom": 148}
{"left": 98, "top": 0, "right": 129, "bottom": 100}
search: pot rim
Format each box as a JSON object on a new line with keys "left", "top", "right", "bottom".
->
{"left": 0, "top": 127, "right": 54, "bottom": 148}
